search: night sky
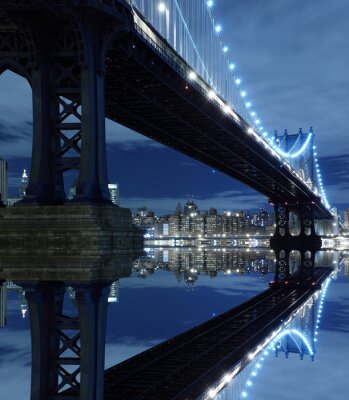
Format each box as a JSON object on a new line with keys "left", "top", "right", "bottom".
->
{"left": 0, "top": 0, "right": 349, "bottom": 214}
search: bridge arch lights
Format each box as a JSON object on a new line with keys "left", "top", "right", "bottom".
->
{"left": 235, "top": 277, "right": 332, "bottom": 400}
{"left": 204, "top": 277, "right": 332, "bottom": 399}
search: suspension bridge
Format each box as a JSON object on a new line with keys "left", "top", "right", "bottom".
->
{"left": 0, "top": 0, "right": 331, "bottom": 216}
{"left": 0, "top": 1, "right": 335, "bottom": 399}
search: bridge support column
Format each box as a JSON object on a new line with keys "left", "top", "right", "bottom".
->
{"left": 20, "top": 282, "right": 66, "bottom": 400}
{"left": 274, "top": 203, "right": 291, "bottom": 238}
{"left": 13, "top": 15, "right": 110, "bottom": 205}
{"left": 74, "top": 283, "right": 110, "bottom": 400}
{"left": 18, "top": 281, "right": 110, "bottom": 400}
{"left": 271, "top": 202, "right": 321, "bottom": 284}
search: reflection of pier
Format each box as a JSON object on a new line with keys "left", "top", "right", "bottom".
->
{"left": 0, "top": 249, "right": 138, "bottom": 400}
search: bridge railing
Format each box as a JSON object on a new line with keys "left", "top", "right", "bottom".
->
{"left": 131, "top": 0, "right": 253, "bottom": 125}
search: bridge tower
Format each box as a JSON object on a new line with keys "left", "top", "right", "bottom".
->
{"left": 270, "top": 128, "right": 323, "bottom": 284}
{"left": 0, "top": 2, "right": 136, "bottom": 400}
{"left": 0, "top": 0, "right": 132, "bottom": 204}
{"left": 270, "top": 202, "right": 322, "bottom": 283}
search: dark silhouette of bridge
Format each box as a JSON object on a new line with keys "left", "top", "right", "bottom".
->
{"left": 104, "top": 268, "right": 331, "bottom": 400}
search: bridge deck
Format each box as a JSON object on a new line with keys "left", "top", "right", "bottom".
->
{"left": 104, "top": 268, "right": 331, "bottom": 400}
{"left": 104, "top": 7, "right": 331, "bottom": 219}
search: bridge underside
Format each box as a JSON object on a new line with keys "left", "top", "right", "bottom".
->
{"left": 104, "top": 268, "right": 331, "bottom": 400}
{"left": 105, "top": 21, "right": 330, "bottom": 219}
{"left": 0, "top": 1, "right": 331, "bottom": 218}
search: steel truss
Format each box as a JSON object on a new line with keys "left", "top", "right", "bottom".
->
{"left": 17, "top": 281, "right": 110, "bottom": 400}
{"left": 271, "top": 202, "right": 322, "bottom": 283}
{"left": 0, "top": 1, "right": 131, "bottom": 204}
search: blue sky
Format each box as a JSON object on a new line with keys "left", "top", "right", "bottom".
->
{"left": 1, "top": 0, "right": 349, "bottom": 213}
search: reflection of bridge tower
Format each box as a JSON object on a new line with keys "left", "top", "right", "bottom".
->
{"left": 17, "top": 281, "right": 111, "bottom": 400}
{"left": 275, "top": 299, "right": 315, "bottom": 360}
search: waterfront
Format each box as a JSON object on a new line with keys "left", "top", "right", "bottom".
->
{"left": 0, "top": 247, "right": 348, "bottom": 399}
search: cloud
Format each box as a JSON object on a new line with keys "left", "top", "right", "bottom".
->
{"left": 0, "top": 71, "right": 163, "bottom": 160}
{"left": 218, "top": 0, "right": 349, "bottom": 158}
{"left": 0, "top": 329, "right": 31, "bottom": 399}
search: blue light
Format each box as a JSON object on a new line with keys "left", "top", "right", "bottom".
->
{"left": 215, "top": 24, "right": 222, "bottom": 33}
{"left": 275, "top": 133, "right": 313, "bottom": 159}
{"left": 229, "top": 63, "right": 235, "bottom": 70}
{"left": 223, "top": 46, "right": 228, "bottom": 52}
{"left": 246, "top": 102, "right": 251, "bottom": 108}
{"left": 207, "top": 0, "right": 214, "bottom": 7}
{"left": 241, "top": 91, "right": 247, "bottom": 97}
{"left": 235, "top": 78, "right": 241, "bottom": 85}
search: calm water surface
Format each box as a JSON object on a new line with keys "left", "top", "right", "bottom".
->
{"left": 0, "top": 248, "right": 348, "bottom": 399}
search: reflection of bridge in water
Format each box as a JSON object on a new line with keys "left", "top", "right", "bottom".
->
{"left": 0, "top": 247, "right": 335, "bottom": 399}
{"left": 104, "top": 268, "right": 331, "bottom": 400}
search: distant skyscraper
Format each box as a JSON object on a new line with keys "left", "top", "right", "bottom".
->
{"left": 0, "top": 158, "right": 8, "bottom": 204}
{"left": 108, "top": 183, "right": 119, "bottom": 205}
{"left": 18, "top": 169, "right": 28, "bottom": 197}
{"left": 0, "top": 283, "right": 7, "bottom": 328}
{"left": 344, "top": 209, "right": 349, "bottom": 228}
{"left": 108, "top": 281, "right": 119, "bottom": 303}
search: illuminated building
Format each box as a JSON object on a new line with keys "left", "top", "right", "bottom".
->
{"left": 108, "top": 183, "right": 119, "bottom": 205}
{"left": 0, "top": 158, "right": 8, "bottom": 205}
{"left": 108, "top": 281, "right": 119, "bottom": 303}
{"left": 344, "top": 209, "right": 349, "bottom": 229}
{"left": 18, "top": 169, "right": 28, "bottom": 197}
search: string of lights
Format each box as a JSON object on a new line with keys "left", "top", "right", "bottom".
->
{"left": 203, "top": 1, "right": 331, "bottom": 210}
{"left": 131, "top": 0, "right": 331, "bottom": 209}
{"left": 235, "top": 277, "right": 332, "bottom": 400}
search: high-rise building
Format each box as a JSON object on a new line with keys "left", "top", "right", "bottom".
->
{"left": 0, "top": 283, "right": 7, "bottom": 328}
{"left": 6, "top": 169, "right": 29, "bottom": 206}
{"left": 0, "top": 158, "right": 8, "bottom": 204}
{"left": 108, "top": 281, "right": 119, "bottom": 303}
{"left": 18, "top": 169, "right": 28, "bottom": 197}
{"left": 108, "top": 183, "right": 119, "bottom": 205}
{"left": 344, "top": 209, "right": 349, "bottom": 228}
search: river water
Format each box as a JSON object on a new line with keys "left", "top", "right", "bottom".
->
{"left": 0, "top": 247, "right": 348, "bottom": 399}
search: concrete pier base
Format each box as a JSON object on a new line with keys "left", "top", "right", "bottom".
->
{"left": 0, "top": 204, "right": 143, "bottom": 280}
{"left": 0, "top": 204, "right": 143, "bottom": 255}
